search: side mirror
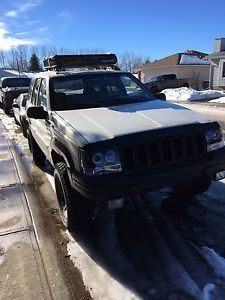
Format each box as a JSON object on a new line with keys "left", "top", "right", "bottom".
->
{"left": 155, "top": 93, "right": 166, "bottom": 101}
{"left": 27, "top": 106, "right": 48, "bottom": 119}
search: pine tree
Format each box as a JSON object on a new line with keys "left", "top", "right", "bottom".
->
{"left": 28, "top": 53, "right": 42, "bottom": 72}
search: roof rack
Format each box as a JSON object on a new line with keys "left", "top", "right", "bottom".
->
{"left": 43, "top": 54, "right": 119, "bottom": 71}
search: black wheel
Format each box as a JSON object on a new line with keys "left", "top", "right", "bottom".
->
{"left": 172, "top": 176, "right": 212, "bottom": 198}
{"left": 3, "top": 104, "right": 10, "bottom": 115}
{"left": 14, "top": 116, "right": 20, "bottom": 126}
{"left": 54, "top": 162, "right": 94, "bottom": 231}
{"left": 21, "top": 119, "right": 28, "bottom": 138}
{"left": 28, "top": 131, "right": 46, "bottom": 167}
{"left": 150, "top": 86, "right": 159, "bottom": 94}
{"left": 182, "top": 83, "right": 189, "bottom": 88}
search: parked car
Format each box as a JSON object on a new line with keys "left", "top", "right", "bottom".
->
{"left": 144, "top": 73, "right": 190, "bottom": 94}
{"left": 0, "top": 76, "right": 31, "bottom": 114}
{"left": 26, "top": 54, "right": 225, "bottom": 231}
{"left": 12, "top": 93, "right": 28, "bottom": 137}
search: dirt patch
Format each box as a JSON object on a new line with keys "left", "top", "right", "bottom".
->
{"left": 0, "top": 216, "right": 22, "bottom": 229}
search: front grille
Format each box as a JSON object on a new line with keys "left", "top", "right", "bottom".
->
{"left": 121, "top": 132, "right": 206, "bottom": 172}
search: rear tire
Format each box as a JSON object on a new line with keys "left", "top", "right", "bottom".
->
{"left": 28, "top": 131, "right": 46, "bottom": 167}
{"left": 172, "top": 176, "right": 212, "bottom": 197}
{"left": 182, "top": 83, "right": 189, "bottom": 88}
{"left": 14, "top": 116, "right": 20, "bottom": 126}
{"left": 54, "top": 162, "right": 94, "bottom": 231}
{"left": 21, "top": 118, "right": 28, "bottom": 138}
{"left": 3, "top": 104, "right": 10, "bottom": 115}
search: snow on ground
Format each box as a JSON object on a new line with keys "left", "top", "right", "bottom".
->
{"left": 163, "top": 87, "right": 225, "bottom": 102}
{"left": 66, "top": 232, "right": 139, "bottom": 300}
{"left": 210, "top": 97, "right": 225, "bottom": 104}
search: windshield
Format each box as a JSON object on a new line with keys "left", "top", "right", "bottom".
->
{"left": 2, "top": 77, "right": 31, "bottom": 88}
{"left": 50, "top": 73, "right": 155, "bottom": 110}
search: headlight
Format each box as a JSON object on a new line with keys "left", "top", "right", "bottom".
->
{"left": 81, "top": 148, "right": 122, "bottom": 176}
{"left": 205, "top": 128, "right": 224, "bottom": 152}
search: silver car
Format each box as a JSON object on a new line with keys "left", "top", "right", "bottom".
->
{"left": 12, "top": 93, "right": 28, "bottom": 137}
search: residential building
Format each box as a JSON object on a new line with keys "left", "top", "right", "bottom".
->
{"left": 139, "top": 50, "right": 210, "bottom": 89}
{"left": 208, "top": 38, "right": 225, "bottom": 90}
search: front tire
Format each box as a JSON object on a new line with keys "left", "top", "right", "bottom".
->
{"left": 172, "top": 176, "right": 212, "bottom": 197}
{"left": 54, "top": 162, "right": 94, "bottom": 231}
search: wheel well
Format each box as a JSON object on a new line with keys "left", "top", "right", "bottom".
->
{"left": 51, "top": 150, "right": 66, "bottom": 166}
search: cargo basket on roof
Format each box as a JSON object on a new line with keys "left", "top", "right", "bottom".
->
{"left": 43, "top": 54, "right": 119, "bottom": 71}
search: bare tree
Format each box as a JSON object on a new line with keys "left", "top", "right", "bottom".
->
{"left": 17, "top": 45, "right": 28, "bottom": 71}
{"left": 0, "top": 50, "right": 6, "bottom": 68}
{"left": 118, "top": 51, "right": 150, "bottom": 72}
{"left": 3, "top": 45, "right": 151, "bottom": 75}
{"left": 7, "top": 45, "right": 28, "bottom": 72}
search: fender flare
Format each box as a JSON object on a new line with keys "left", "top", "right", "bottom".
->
{"left": 51, "top": 138, "right": 76, "bottom": 172}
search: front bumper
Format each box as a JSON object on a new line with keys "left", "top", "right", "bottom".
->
{"left": 71, "top": 146, "right": 225, "bottom": 201}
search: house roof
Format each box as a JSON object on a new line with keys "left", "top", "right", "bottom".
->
{"left": 141, "top": 53, "right": 181, "bottom": 69}
{"left": 140, "top": 50, "right": 209, "bottom": 70}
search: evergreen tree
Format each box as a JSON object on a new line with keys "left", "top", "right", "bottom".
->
{"left": 28, "top": 53, "right": 42, "bottom": 72}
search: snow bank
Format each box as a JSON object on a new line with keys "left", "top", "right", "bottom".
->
{"left": 210, "top": 97, "right": 225, "bottom": 104}
{"left": 163, "top": 87, "right": 225, "bottom": 102}
{"left": 179, "top": 54, "right": 210, "bottom": 65}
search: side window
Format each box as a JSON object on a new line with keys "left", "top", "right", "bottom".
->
{"left": 27, "top": 78, "right": 35, "bottom": 99}
{"left": 121, "top": 75, "right": 142, "bottom": 95}
{"left": 31, "top": 78, "right": 41, "bottom": 105}
{"left": 165, "top": 74, "right": 176, "bottom": 80}
{"left": 37, "top": 79, "right": 47, "bottom": 107}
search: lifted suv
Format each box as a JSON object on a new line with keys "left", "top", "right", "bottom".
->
{"left": 26, "top": 54, "right": 225, "bottom": 230}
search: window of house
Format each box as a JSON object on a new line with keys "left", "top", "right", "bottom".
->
{"left": 222, "top": 62, "right": 225, "bottom": 78}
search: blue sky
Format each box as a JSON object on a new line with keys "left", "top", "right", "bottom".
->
{"left": 0, "top": 0, "right": 225, "bottom": 60}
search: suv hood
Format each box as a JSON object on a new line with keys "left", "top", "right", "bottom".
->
{"left": 56, "top": 100, "right": 213, "bottom": 144}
